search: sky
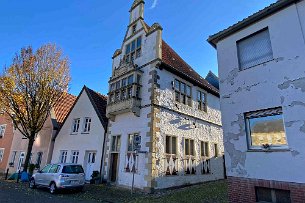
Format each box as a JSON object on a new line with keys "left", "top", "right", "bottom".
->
{"left": 0, "top": 0, "right": 277, "bottom": 96}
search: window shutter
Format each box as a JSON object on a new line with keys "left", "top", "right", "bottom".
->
{"left": 238, "top": 29, "right": 273, "bottom": 69}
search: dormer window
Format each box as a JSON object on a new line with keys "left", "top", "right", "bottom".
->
{"left": 125, "top": 36, "right": 142, "bottom": 63}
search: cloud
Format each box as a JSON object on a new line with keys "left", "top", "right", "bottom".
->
{"left": 150, "top": 0, "right": 158, "bottom": 9}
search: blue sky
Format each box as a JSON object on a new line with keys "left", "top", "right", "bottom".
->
{"left": 0, "top": 0, "right": 276, "bottom": 96}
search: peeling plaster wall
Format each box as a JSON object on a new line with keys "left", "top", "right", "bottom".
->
{"left": 153, "top": 69, "right": 224, "bottom": 189}
{"left": 216, "top": 2, "right": 305, "bottom": 183}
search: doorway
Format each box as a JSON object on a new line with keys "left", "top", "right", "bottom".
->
{"left": 110, "top": 153, "right": 119, "bottom": 182}
{"left": 85, "top": 151, "right": 97, "bottom": 180}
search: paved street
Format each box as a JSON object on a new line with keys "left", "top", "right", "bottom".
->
{"left": 0, "top": 180, "right": 228, "bottom": 203}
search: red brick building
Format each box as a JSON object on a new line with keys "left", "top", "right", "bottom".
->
{"left": 0, "top": 114, "right": 14, "bottom": 174}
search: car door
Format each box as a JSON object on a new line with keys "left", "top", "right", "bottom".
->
{"left": 36, "top": 164, "right": 52, "bottom": 186}
{"left": 47, "top": 164, "right": 60, "bottom": 185}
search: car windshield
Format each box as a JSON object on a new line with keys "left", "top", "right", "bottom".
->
{"left": 61, "top": 165, "right": 84, "bottom": 174}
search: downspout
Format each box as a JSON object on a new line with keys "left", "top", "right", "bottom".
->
{"left": 99, "top": 124, "right": 107, "bottom": 183}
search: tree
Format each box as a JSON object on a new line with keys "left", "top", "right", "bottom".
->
{"left": 0, "top": 44, "right": 70, "bottom": 172}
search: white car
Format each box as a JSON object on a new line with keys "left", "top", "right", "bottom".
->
{"left": 29, "top": 163, "right": 85, "bottom": 194}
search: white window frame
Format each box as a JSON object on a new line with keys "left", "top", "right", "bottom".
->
{"left": 0, "top": 124, "right": 6, "bottom": 138}
{"left": 0, "top": 148, "right": 4, "bottom": 162}
{"left": 71, "top": 151, "right": 79, "bottom": 164}
{"left": 59, "top": 150, "right": 68, "bottom": 163}
{"left": 245, "top": 107, "right": 288, "bottom": 151}
{"left": 237, "top": 28, "right": 273, "bottom": 70}
{"left": 71, "top": 118, "right": 80, "bottom": 134}
{"left": 9, "top": 151, "right": 17, "bottom": 166}
{"left": 82, "top": 117, "right": 92, "bottom": 133}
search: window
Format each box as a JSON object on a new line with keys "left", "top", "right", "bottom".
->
{"left": 128, "top": 133, "right": 141, "bottom": 152}
{"left": 36, "top": 152, "right": 43, "bottom": 167}
{"left": 9, "top": 151, "right": 17, "bottom": 166}
{"left": 0, "top": 125, "right": 6, "bottom": 138}
{"left": 237, "top": 28, "right": 273, "bottom": 70}
{"left": 256, "top": 187, "right": 291, "bottom": 203}
{"left": 72, "top": 118, "right": 80, "bottom": 133}
{"left": 71, "top": 151, "right": 79, "bottom": 164}
{"left": 49, "top": 165, "right": 60, "bottom": 173}
{"left": 59, "top": 150, "right": 68, "bottom": 163}
{"left": 165, "top": 136, "right": 177, "bottom": 155}
{"left": 197, "top": 90, "right": 207, "bottom": 111}
{"left": 122, "top": 78, "right": 127, "bottom": 87}
{"left": 128, "top": 75, "right": 134, "bottom": 85}
{"left": 125, "top": 36, "right": 142, "bottom": 62}
{"left": 245, "top": 107, "right": 287, "bottom": 150}
{"left": 213, "top": 143, "right": 219, "bottom": 157}
{"left": 111, "top": 135, "right": 121, "bottom": 152}
{"left": 0, "top": 148, "right": 4, "bottom": 162}
{"left": 132, "top": 24, "right": 136, "bottom": 34}
{"left": 62, "top": 165, "right": 84, "bottom": 174}
{"left": 184, "top": 139, "right": 194, "bottom": 156}
{"left": 175, "top": 79, "right": 192, "bottom": 106}
{"left": 41, "top": 164, "right": 52, "bottom": 173}
{"left": 83, "top": 117, "right": 91, "bottom": 133}
{"left": 200, "top": 141, "right": 209, "bottom": 157}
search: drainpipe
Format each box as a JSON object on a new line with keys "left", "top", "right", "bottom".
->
{"left": 99, "top": 127, "right": 107, "bottom": 183}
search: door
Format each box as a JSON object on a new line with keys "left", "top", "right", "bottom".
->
{"left": 35, "top": 164, "right": 52, "bottom": 186}
{"left": 85, "top": 152, "right": 96, "bottom": 180}
{"left": 110, "top": 153, "right": 118, "bottom": 182}
{"left": 17, "top": 152, "right": 25, "bottom": 172}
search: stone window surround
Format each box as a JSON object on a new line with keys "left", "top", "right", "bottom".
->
{"left": 173, "top": 77, "right": 209, "bottom": 111}
{"left": 200, "top": 141, "right": 210, "bottom": 158}
{"left": 184, "top": 138, "right": 195, "bottom": 157}
{"left": 127, "top": 132, "right": 141, "bottom": 152}
{"left": 174, "top": 78, "right": 192, "bottom": 107}
{"left": 165, "top": 135, "right": 178, "bottom": 155}
{"left": 125, "top": 35, "right": 142, "bottom": 63}
{"left": 108, "top": 73, "right": 142, "bottom": 104}
{"left": 245, "top": 106, "right": 288, "bottom": 151}
{"left": 111, "top": 135, "right": 121, "bottom": 153}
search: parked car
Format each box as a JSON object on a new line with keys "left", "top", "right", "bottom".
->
{"left": 29, "top": 163, "right": 85, "bottom": 194}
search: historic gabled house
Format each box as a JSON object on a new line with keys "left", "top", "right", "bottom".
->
{"left": 208, "top": 0, "right": 305, "bottom": 202}
{"left": 103, "top": 0, "right": 224, "bottom": 191}
{"left": 6, "top": 93, "right": 76, "bottom": 173}
{"left": 51, "top": 86, "right": 108, "bottom": 181}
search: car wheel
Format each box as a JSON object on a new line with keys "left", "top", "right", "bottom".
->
{"left": 49, "top": 182, "right": 57, "bottom": 194}
{"left": 29, "top": 178, "right": 36, "bottom": 189}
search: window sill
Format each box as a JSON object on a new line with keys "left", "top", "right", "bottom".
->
{"left": 239, "top": 58, "right": 275, "bottom": 71}
{"left": 70, "top": 133, "right": 78, "bottom": 135}
{"left": 81, "top": 132, "right": 90, "bottom": 135}
{"left": 247, "top": 148, "right": 290, "bottom": 153}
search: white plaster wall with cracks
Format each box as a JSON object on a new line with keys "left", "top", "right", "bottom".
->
{"left": 216, "top": 2, "right": 305, "bottom": 183}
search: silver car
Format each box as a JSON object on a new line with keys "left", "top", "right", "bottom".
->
{"left": 29, "top": 163, "right": 85, "bottom": 194}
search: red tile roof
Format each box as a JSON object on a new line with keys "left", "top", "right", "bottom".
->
{"left": 143, "top": 21, "right": 219, "bottom": 96}
{"left": 84, "top": 86, "right": 108, "bottom": 129}
{"left": 161, "top": 40, "right": 219, "bottom": 96}
{"left": 53, "top": 93, "right": 77, "bottom": 127}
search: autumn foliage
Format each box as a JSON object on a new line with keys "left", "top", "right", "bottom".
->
{"left": 0, "top": 44, "right": 70, "bottom": 172}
